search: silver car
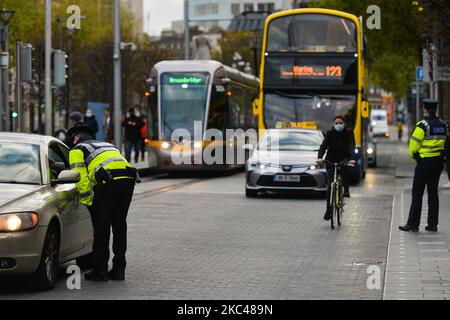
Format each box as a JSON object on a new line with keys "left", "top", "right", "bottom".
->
{"left": 0, "top": 133, "right": 93, "bottom": 290}
{"left": 245, "top": 129, "right": 327, "bottom": 197}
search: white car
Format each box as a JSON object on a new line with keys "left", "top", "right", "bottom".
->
{"left": 245, "top": 129, "right": 327, "bottom": 197}
{"left": 371, "top": 109, "right": 389, "bottom": 138}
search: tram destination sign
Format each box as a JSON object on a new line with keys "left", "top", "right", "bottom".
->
{"left": 163, "top": 73, "right": 208, "bottom": 85}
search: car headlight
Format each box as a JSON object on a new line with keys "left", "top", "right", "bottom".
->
{"left": 309, "top": 165, "right": 317, "bottom": 170}
{"left": 0, "top": 212, "right": 39, "bottom": 232}
{"left": 367, "top": 147, "right": 374, "bottom": 155}
{"left": 161, "top": 142, "right": 170, "bottom": 149}
{"left": 248, "top": 161, "right": 270, "bottom": 170}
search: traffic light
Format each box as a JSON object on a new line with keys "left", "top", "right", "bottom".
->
{"left": 11, "top": 111, "right": 18, "bottom": 119}
{"left": 20, "top": 44, "right": 33, "bottom": 83}
{"left": 53, "top": 50, "right": 68, "bottom": 87}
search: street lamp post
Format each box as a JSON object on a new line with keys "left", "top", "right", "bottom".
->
{"left": 0, "top": 9, "right": 15, "bottom": 132}
{"left": 113, "top": 0, "right": 122, "bottom": 149}
{"left": 184, "top": 0, "right": 190, "bottom": 60}
{"left": 45, "top": 0, "right": 53, "bottom": 136}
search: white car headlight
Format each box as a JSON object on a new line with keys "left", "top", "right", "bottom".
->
{"left": 161, "top": 142, "right": 170, "bottom": 149}
{"left": 248, "top": 161, "right": 270, "bottom": 170}
{"left": 0, "top": 212, "right": 38, "bottom": 232}
{"left": 367, "top": 147, "right": 374, "bottom": 155}
{"left": 309, "top": 165, "right": 317, "bottom": 170}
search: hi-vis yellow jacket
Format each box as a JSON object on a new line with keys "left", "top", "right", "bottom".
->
{"left": 69, "top": 140, "right": 132, "bottom": 206}
{"left": 409, "top": 115, "right": 448, "bottom": 161}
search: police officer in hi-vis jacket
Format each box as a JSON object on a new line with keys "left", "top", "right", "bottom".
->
{"left": 399, "top": 99, "right": 448, "bottom": 232}
{"left": 67, "top": 124, "right": 138, "bottom": 281}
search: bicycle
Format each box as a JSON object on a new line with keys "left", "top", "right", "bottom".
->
{"left": 325, "top": 160, "right": 354, "bottom": 229}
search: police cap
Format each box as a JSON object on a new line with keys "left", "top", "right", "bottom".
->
{"left": 67, "top": 124, "right": 95, "bottom": 138}
{"left": 423, "top": 98, "right": 439, "bottom": 110}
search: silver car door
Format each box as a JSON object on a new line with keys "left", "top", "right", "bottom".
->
{"left": 48, "top": 143, "right": 82, "bottom": 259}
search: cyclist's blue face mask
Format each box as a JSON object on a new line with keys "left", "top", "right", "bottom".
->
{"left": 334, "top": 123, "right": 345, "bottom": 132}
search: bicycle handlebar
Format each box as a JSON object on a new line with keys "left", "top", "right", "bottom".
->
{"left": 324, "top": 160, "right": 355, "bottom": 167}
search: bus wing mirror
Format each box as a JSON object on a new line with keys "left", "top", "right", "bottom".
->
{"left": 361, "top": 101, "right": 370, "bottom": 118}
{"left": 252, "top": 98, "right": 261, "bottom": 117}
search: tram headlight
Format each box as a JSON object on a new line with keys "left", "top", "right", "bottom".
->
{"left": 161, "top": 142, "right": 170, "bottom": 150}
{"left": 194, "top": 141, "right": 202, "bottom": 149}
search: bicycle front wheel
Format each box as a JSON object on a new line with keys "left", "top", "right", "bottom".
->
{"left": 330, "top": 184, "right": 337, "bottom": 229}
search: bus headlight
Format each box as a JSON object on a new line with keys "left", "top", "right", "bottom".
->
{"left": 161, "top": 142, "right": 170, "bottom": 149}
{"left": 0, "top": 212, "right": 39, "bottom": 232}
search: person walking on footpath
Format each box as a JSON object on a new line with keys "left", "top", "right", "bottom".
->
{"left": 122, "top": 108, "right": 143, "bottom": 163}
{"left": 399, "top": 99, "right": 448, "bottom": 232}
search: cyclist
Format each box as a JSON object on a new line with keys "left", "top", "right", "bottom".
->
{"left": 316, "top": 115, "right": 356, "bottom": 221}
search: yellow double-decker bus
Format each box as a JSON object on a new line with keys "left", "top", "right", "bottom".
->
{"left": 253, "top": 8, "right": 370, "bottom": 183}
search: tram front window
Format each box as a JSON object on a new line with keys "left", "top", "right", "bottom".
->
{"left": 161, "top": 73, "right": 210, "bottom": 140}
{"left": 264, "top": 93, "right": 356, "bottom": 131}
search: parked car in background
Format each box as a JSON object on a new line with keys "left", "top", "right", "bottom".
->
{"left": 0, "top": 133, "right": 93, "bottom": 290}
{"left": 371, "top": 109, "right": 390, "bottom": 138}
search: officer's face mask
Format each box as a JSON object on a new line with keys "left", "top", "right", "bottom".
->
{"left": 86, "top": 112, "right": 93, "bottom": 118}
{"left": 334, "top": 123, "right": 345, "bottom": 132}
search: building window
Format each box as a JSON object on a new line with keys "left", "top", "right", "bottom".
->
{"left": 194, "top": 3, "right": 219, "bottom": 16}
{"left": 231, "top": 3, "right": 240, "bottom": 16}
{"left": 243, "top": 3, "right": 254, "bottom": 12}
{"left": 257, "top": 3, "right": 275, "bottom": 11}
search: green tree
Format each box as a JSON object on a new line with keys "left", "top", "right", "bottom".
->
{"left": 315, "top": 0, "right": 423, "bottom": 98}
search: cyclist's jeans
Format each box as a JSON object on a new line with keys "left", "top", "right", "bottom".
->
{"left": 326, "top": 165, "right": 349, "bottom": 209}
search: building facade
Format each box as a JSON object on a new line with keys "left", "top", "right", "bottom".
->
{"left": 188, "top": 0, "right": 284, "bottom": 31}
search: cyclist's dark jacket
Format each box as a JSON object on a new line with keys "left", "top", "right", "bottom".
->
{"left": 318, "top": 128, "right": 356, "bottom": 163}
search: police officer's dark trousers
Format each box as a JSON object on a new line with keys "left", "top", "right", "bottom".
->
{"left": 407, "top": 158, "right": 443, "bottom": 228}
{"left": 90, "top": 179, "right": 135, "bottom": 273}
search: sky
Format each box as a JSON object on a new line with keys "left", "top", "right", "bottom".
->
{"left": 144, "top": 0, "right": 184, "bottom": 36}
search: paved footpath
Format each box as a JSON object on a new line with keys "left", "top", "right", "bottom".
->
{"left": 384, "top": 142, "right": 450, "bottom": 300}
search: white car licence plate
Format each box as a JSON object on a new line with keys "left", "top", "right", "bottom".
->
{"left": 273, "top": 175, "right": 300, "bottom": 182}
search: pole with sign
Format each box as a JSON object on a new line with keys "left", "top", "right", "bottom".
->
{"left": 416, "top": 67, "right": 423, "bottom": 123}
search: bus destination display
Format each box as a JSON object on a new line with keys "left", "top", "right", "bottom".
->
{"left": 280, "top": 65, "right": 343, "bottom": 80}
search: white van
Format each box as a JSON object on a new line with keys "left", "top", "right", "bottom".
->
{"left": 371, "top": 109, "right": 390, "bottom": 138}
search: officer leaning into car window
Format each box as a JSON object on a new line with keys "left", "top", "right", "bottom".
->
{"left": 399, "top": 99, "right": 448, "bottom": 233}
{"left": 67, "top": 124, "right": 139, "bottom": 281}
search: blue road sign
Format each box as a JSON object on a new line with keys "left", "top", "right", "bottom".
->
{"left": 416, "top": 67, "right": 424, "bottom": 81}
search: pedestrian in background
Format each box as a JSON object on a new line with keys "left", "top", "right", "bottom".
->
{"left": 399, "top": 99, "right": 448, "bottom": 232}
{"left": 84, "top": 108, "right": 99, "bottom": 138}
{"left": 122, "top": 108, "right": 143, "bottom": 163}
{"left": 68, "top": 124, "right": 137, "bottom": 281}
{"left": 140, "top": 114, "right": 148, "bottom": 162}
{"left": 396, "top": 122, "right": 404, "bottom": 142}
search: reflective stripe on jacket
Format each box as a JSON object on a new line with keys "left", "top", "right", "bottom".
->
{"left": 409, "top": 115, "right": 448, "bottom": 160}
{"left": 69, "top": 140, "right": 132, "bottom": 206}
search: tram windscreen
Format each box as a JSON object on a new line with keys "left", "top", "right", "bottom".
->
{"left": 160, "top": 73, "right": 210, "bottom": 140}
